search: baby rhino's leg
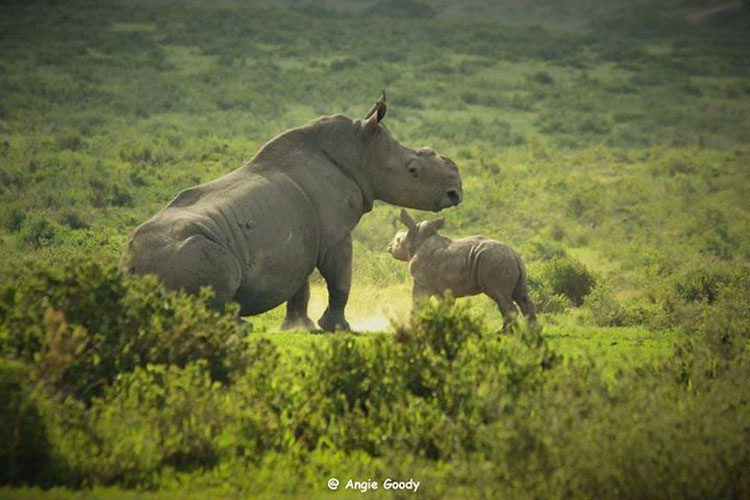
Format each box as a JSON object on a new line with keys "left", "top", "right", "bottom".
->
{"left": 489, "top": 291, "right": 518, "bottom": 333}
{"left": 514, "top": 291, "right": 536, "bottom": 322}
{"left": 411, "top": 282, "right": 432, "bottom": 309}
{"left": 477, "top": 257, "right": 520, "bottom": 333}
{"left": 512, "top": 257, "right": 537, "bottom": 323}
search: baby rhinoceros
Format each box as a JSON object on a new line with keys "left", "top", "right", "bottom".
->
{"left": 388, "top": 210, "right": 536, "bottom": 331}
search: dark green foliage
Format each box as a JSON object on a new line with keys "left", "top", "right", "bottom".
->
{"left": 672, "top": 266, "right": 750, "bottom": 387}
{"left": 671, "top": 261, "right": 733, "bottom": 304}
{"left": 0, "top": 261, "right": 247, "bottom": 402}
{"left": 0, "top": 206, "right": 25, "bottom": 233}
{"left": 89, "top": 180, "right": 133, "bottom": 208}
{"left": 0, "top": 360, "right": 49, "bottom": 486}
{"left": 364, "top": 0, "right": 438, "bottom": 19}
{"left": 4, "top": 289, "right": 748, "bottom": 498}
{"left": 586, "top": 285, "right": 655, "bottom": 327}
{"left": 19, "top": 214, "right": 58, "bottom": 249}
{"left": 528, "top": 71, "right": 555, "bottom": 85}
{"left": 81, "top": 362, "right": 225, "bottom": 486}
{"left": 57, "top": 211, "right": 89, "bottom": 230}
{"left": 538, "top": 256, "right": 596, "bottom": 307}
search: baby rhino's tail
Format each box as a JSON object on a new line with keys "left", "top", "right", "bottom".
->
{"left": 512, "top": 255, "right": 536, "bottom": 322}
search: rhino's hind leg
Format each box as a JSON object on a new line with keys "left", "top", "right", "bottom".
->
{"left": 280, "top": 280, "right": 317, "bottom": 331}
{"left": 513, "top": 292, "right": 537, "bottom": 323}
{"left": 477, "top": 258, "right": 520, "bottom": 333}
{"left": 490, "top": 293, "right": 519, "bottom": 333}
{"left": 512, "top": 262, "right": 537, "bottom": 323}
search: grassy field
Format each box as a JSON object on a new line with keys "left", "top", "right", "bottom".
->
{"left": 1, "top": 0, "right": 749, "bottom": 498}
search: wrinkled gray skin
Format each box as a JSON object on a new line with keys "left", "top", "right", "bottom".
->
{"left": 121, "top": 93, "right": 462, "bottom": 331}
{"left": 388, "top": 210, "right": 536, "bottom": 331}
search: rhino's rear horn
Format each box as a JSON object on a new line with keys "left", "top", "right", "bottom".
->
{"left": 365, "top": 90, "right": 387, "bottom": 122}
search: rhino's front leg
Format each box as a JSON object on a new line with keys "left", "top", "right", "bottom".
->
{"left": 410, "top": 282, "right": 432, "bottom": 318}
{"left": 317, "top": 235, "right": 352, "bottom": 332}
{"left": 280, "top": 279, "right": 317, "bottom": 331}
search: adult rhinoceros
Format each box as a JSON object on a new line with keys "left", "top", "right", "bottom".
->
{"left": 121, "top": 92, "right": 462, "bottom": 331}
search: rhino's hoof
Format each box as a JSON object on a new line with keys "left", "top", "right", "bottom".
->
{"left": 318, "top": 314, "right": 351, "bottom": 332}
{"left": 280, "top": 316, "right": 317, "bottom": 332}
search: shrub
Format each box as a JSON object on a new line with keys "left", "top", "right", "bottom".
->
{"left": 0, "top": 360, "right": 49, "bottom": 485}
{"left": 0, "top": 261, "right": 248, "bottom": 402}
{"left": 0, "top": 205, "right": 25, "bottom": 233}
{"left": 364, "top": 0, "right": 438, "bottom": 19}
{"left": 670, "top": 261, "right": 733, "bottom": 304}
{"left": 672, "top": 266, "right": 750, "bottom": 387}
{"left": 528, "top": 71, "right": 555, "bottom": 85}
{"left": 2, "top": 288, "right": 750, "bottom": 497}
{"left": 57, "top": 211, "right": 89, "bottom": 230}
{"left": 296, "top": 296, "right": 558, "bottom": 459}
{"left": 538, "top": 256, "right": 596, "bottom": 307}
{"left": 84, "top": 362, "right": 225, "bottom": 486}
{"left": 19, "top": 214, "right": 58, "bottom": 249}
{"left": 89, "top": 180, "right": 134, "bottom": 208}
{"left": 586, "top": 285, "right": 656, "bottom": 327}
{"left": 523, "top": 236, "right": 567, "bottom": 262}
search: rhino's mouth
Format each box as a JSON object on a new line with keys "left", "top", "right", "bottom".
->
{"left": 435, "top": 187, "right": 463, "bottom": 211}
{"left": 447, "top": 188, "right": 462, "bottom": 205}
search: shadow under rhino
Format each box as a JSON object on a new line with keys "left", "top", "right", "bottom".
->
{"left": 121, "top": 92, "right": 462, "bottom": 331}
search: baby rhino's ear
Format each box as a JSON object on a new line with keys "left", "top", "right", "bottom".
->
{"left": 400, "top": 209, "right": 417, "bottom": 231}
{"left": 426, "top": 218, "right": 445, "bottom": 233}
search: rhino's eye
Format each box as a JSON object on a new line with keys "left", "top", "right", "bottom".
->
{"left": 406, "top": 160, "right": 419, "bottom": 177}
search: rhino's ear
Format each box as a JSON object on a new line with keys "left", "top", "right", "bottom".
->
{"left": 363, "top": 111, "right": 380, "bottom": 136}
{"left": 364, "top": 90, "right": 387, "bottom": 123}
{"left": 400, "top": 209, "right": 417, "bottom": 231}
{"left": 375, "top": 90, "right": 387, "bottom": 122}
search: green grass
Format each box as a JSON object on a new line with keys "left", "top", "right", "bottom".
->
{"left": 253, "top": 282, "right": 673, "bottom": 381}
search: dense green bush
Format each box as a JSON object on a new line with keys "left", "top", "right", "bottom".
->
{"left": 528, "top": 256, "right": 596, "bottom": 312}
{"left": 0, "top": 360, "right": 49, "bottom": 486}
{"left": 0, "top": 280, "right": 749, "bottom": 498}
{"left": 585, "top": 285, "right": 655, "bottom": 327}
{"left": 670, "top": 260, "right": 733, "bottom": 304}
{"left": 539, "top": 256, "right": 596, "bottom": 307}
{"left": 19, "top": 214, "right": 59, "bottom": 249}
{"left": 0, "top": 261, "right": 247, "bottom": 402}
{"left": 83, "top": 362, "right": 224, "bottom": 486}
{"left": 364, "top": 0, "right": 438, "bottom": 19}
{"left": 1, "top": 294, "right": 557, "bottom": 488}
{"left": 672, "top": 266, "right": 750, "bottom": 387}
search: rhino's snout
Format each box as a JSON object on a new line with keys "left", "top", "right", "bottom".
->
{"left": 446, "top": 188, "right": 462, "bottom": 206}
{"left": 436, "top": 187, "right": 462, "bottom": 211}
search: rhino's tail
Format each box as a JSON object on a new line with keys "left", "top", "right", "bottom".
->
{"left": 512, "top": 256, "right": 536, "bottom": 321}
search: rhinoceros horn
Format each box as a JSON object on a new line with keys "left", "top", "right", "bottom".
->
{"left": 365, "top": 90, "right": 387, "bottom": 122}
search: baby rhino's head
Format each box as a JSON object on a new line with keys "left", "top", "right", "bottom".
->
{"left": 388, "top": 230, "right": 411, "bottom": 261}
{"left": 387, "top": 209, "right": 445, "bottom": 261}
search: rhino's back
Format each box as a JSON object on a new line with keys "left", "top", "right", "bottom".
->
{"left": 465, "top": 237, "right": 523, "bottom": 295}
{"left": 410, "top": 236, "right": 521, "bottom": 297}
{"left": 123, "top": 170, "right": 320, "bottom": 314}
